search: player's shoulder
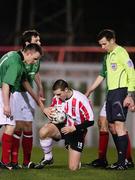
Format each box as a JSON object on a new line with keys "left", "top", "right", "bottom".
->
{"left": 8, "top": 51, "right": 21, "bottom": 62}
{"left": 0, "top": 51, "right": 20, "bottom": 65}
{"left": 116, "top": 46, "right": 128, "bottom": 56}
{"left": 73, "top": 90, "right": 88, "bottom": 101}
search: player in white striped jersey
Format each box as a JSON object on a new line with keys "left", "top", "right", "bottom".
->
{"left": 35, "top": 79, "right": 94, "bottom": 171}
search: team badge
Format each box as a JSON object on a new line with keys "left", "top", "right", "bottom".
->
{"left": 111, "top": 63, "right": 117, "bottom": 70}
{"left": 127, "top": 59, "right": 133, "bottom": 67}
{"left": 10, "top": 115, "right": 14, "bottom": 120}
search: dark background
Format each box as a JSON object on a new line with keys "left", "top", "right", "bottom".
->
{"left": 0, "top": 0, "right": 135, "bottom": 46}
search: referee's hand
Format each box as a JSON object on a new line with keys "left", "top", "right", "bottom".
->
{"left": 123, "top": 96, "right": 134, "bottom": 108}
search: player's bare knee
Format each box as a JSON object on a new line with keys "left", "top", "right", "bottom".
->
{"left": 23, "top": 122, "right": 32, "bottom": 131}
{"left": 39, "top": 128, "right": 48, "bottom": 139}
{"left": 98, "top": 121, "right": 108, "bottom": 132}
{"left": 69, "top": 165, "right": 79, "bottom": 171}
{"left": 5, "top": 125, "right": 15, "bottom": 135}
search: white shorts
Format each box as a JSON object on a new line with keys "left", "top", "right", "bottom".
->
{"left": 99, "top": 101, "right": 106, "bottom": 117}
{"left": 0, "top": 89, "right": 15, "bottom": 126}
{"left": 13, "top": 92, "right": 35, "bottom": 122}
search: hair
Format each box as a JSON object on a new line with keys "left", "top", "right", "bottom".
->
{"left": 21, "top": 29, "right": 40, "bottom": 48}
{"left": 23, "top": 43, "right": 42, "bottom": 55}
{"left": 52, "top": 79, "right": 69, "bottom": 91}
{"left": 97, "top": 29, "right": 116, "bottom": 41}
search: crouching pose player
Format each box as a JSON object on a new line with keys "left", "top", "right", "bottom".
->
{"left": 35, "top": 79, "right": 94, "bottom": 171}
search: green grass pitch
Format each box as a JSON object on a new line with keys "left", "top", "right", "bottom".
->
{"left": 0, "top": 146, "right": 135, "bottom": 180}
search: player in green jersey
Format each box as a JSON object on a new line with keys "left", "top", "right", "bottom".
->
{"left": 10, "top": 30, "right": 47, "bottom": 169}
{"left": 0, "top": 43, "right": 50, "bottom": 170}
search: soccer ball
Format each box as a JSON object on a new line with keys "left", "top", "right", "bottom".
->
{"left": 51, "top": 110, "right": 66, "bottom": 124}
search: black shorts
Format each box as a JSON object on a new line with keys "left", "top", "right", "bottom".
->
{"left": 106, "top": 88, "right": 128, "bottom": 123}
{"left": 54, "top": 123, "right": 87, "bottom": 152}
{"left": 64, "top": 129, "right": 87, "bottom": 152}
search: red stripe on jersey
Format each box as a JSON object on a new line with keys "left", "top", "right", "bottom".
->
{"left": 79, "top": 101, "right": 90, "bottom": 123}
{"left": 65, "top": 102, "right": 69, "bottom": 113}
{"left": 72, "top": 98, "right": 76, "bottom": 116}
{"left": 51, "top": 97, "right": 62, "bottom": 107}
{"left": 51, "top": 97, "right": 57, "bottom": 107}
{"left": 68, "top": 119, "right": 72, "bottom": 126}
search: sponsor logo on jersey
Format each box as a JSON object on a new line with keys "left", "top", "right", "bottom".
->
{"left": 10, "top": 115, "right": 14, "bottom": 121}
{"left": 127, "top": 59, "right": 133, "bottom": 67}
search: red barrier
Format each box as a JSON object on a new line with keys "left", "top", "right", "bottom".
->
{"left": 0, "top": 46, "right": 135, "bottom": 63}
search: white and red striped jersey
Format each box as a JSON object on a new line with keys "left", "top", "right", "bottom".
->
{"left": 51, "top": 90, "right": 94, "bottom": 126}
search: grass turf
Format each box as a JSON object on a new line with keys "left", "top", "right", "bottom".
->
{"left": 0, "top": 146, "right": 135, "bottom": 180}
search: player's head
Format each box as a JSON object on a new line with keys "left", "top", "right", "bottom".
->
{"left": 52, "top": 79, "right": 69, "bottom": 101}
{"left": 21, "top": 29, "right": 41, "bottom": 49}
{"left": 22, "top": 43, "right": 42, "bottom": 64}
{"left": 97, "top": 29, "right": 116, "bottom": 52}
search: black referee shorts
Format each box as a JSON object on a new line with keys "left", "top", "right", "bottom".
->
{"left": 106, "top": 88, "right": 128, "bottom": 123}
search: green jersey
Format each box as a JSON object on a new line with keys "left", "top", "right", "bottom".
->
{"left": 24, "top": 61, "right": 40, "bottom": 87}
{"left": 99, "top": 55, "right": 107, "bottom": 78}
{"left": 99, "top": 56, "right": 108, "bottom": 93}
{"left": 104, "top": 46, "right": 135, "bottom": 92}
{"left": 0, "top": 51, "right": 26, "bottom": 93}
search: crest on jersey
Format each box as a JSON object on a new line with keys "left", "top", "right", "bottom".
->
{"left": 127, "top": 59, "right": 133, "bottom": 67}
{"left": 111, "top": 63, "right": 117, "bottom": 70}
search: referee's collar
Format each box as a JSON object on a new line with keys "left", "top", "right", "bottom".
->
{"left": 17, "top": 50, "right": 24, "bottom": 61}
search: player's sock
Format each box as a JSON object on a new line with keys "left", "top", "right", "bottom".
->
{"left": 11, "top": 131, "right": 22, "bottom": 163}
{"left": 126, "top": 132, "right": 133, "bottom": 161}
{"left": 117, "top": 134, "right": 128, "bottom": 164}
{"left": 22, "top": 131, "right": 33, "bottom": 165}
{"left": 1, "top": 133, "right": 13, "bottom": 164}
{"left": 112, "top": 133, "right": 119, "bottom": 152}
{"left": 98, "top": 131, "right": 109, "bottom": 160}
{"left": 40, "top": 138, "right": 53, "bottom": 160}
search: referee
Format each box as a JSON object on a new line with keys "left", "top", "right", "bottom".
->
{"left": 97, "top": 29, "right": 135, "bottom": 170}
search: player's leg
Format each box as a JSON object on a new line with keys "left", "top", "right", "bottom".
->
{"left": 91, "top": 102, "right": 109, "bottom": 167}
{"left": 11, "top": 121, "right": 23, "bottom": 167}
{"left": 65, "top": 129, "right": 86, "bottom": 171}
{"left": 0, "top": 91, "right": 15, "bottom": 170}
{"left": 68, "top": 147, "right": 81, "bottom": 171}
{"left": 106, "top": 88, "right": 128, "bottom": 170}
{"left": 38, "top": 138, "right": 54, "bottom": 166}
{"left": 34, "top": 123, "right": 61, "bottom": 169}
{"left": 11, "top": 92, "right": 24, "bottom": 167}
{"left": 109, "top": 123, "right": 134, "bottom": 168}
{"left": 11, "top": 92, "right": 35, "bottom": 169}
{"left": 22, "top": 121, "right": 33, "bottom": 167}
{"left": 125, "top": 94, "right": 135, "bottom": 167}
{"left": 126, "top": 132, "right": 134, "bottom": 167}
{"left": 1, "top": 125, "right": 15, "bottom": 170}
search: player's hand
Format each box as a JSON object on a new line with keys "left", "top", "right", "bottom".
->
{"left": 61, "top": 126, "right": 76, "bottom": 134}
{"left": 85, "top": 91, "right": 90, "bottom": 98}
{"left": 43, "top": 107, "right": 54, "bottom": 120}
{"left": 39, "top": 96, "right": 46, "bottom": 102}
{"left": 129, "top": 105, "right": 135, "bottom": 112}
{"left": 123, "top": 96, "right": 134, "bottom": 108}
{"left": 3, "top": 105, "right": 11, "bottom": 118}
{"left": 37, "top": 88, "right": 44, "bottom": 99}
